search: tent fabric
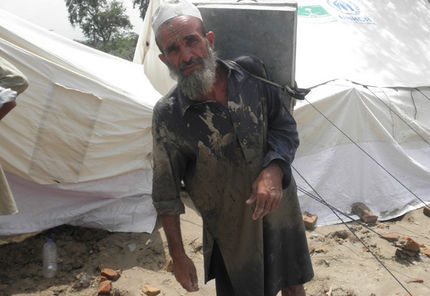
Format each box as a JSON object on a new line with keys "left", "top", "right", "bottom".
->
{"left": 133, "top": 0, "right": 176, "bottom": 95}
{"left": 296, "top": 0, "right": 430, "bottom": 88}
{"left": 134, "top": 0, "right": 430, "bottom": 227}
{"left": 294, "top": 81, "right": 430, "bottom": 225}
{"left": 135, "top": 0, "right": 430, "bottom": 93}
{"left": 0, "top": 9, "right": 160, "bottom": 235}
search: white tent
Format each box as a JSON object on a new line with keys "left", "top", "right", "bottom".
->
{"left": 293, "top": 0, "right": 430, "bottom": 225}
{"left": 0, "top": 9, "right": 160, "bottom": 235}
{"left": 134, "top": 0, "right": 430, "bottom": 226}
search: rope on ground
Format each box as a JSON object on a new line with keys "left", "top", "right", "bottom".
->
{"left": 292, "top": 165, "right": 414, "bottom": 296}
{"left": 296, "top": 185, "right": 383, "bottom": 238}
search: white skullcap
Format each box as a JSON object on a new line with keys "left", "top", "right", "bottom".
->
{"left": 151, "top": 0, "right": 202, "bottom": 34}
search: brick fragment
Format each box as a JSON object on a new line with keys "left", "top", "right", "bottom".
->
{"left": 101, "top": 268, "right": 120, "bottom": 281}
{"left": 381, "top": 233, "right": 400, "bottom": 242}
{"left": 396, "top": 247, "right": 418, "bottom": 258}
{"left": 142, "top": 285, "right": 161, "bottom": 296}
{"left": 406, "top": 278, "right": 424, "bottom": 283}
{"left": 399, "top": 237, "right": 420, "bottom": 252}
{"left": 424, "top": 206, "right": 430, "bottom": 217}
{"left": 100, "top": 275, "right": 108, "bottom": 282}
{"left": 98, "top": 280, "right": 111, "bottom": 295}
{"left": 351, "top": 202, "right": 378, "bottom": 223}
{"left": 420, "top": 247, "right": 430, "bottom": 257}
{"left": 302, "top": 212, "right": 318, "bottom": 230}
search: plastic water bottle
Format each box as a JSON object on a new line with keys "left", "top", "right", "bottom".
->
{"left": 43, "top": 238, "right": 57, "bottom": 278}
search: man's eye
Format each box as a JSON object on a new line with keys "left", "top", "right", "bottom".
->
{"left": 185, "top": 37, "right": 198, "bottom": 45}
{"left": 166, "top": 47, "right": 179, "bottom": 53}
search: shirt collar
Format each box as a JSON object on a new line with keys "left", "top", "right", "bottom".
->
{"left": 177, "top": 58, "right": 244, "bottom": 116}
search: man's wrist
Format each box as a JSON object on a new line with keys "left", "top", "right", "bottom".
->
{"left": 268, "top": 159, "right": 284, "bottom": 177}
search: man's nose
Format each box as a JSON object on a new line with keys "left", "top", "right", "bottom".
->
{"left": 179, "top": 46, "right": 193, "bottom": 63}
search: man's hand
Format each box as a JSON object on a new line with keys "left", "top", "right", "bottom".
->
{"left": 172, "top": 254, "right": 199, "bottom": 292}
{"left": 246, "top": 163, "right": 283, "bottom": 220}
{"left": 159, "top": 214, "right": 198, "bottom": 292}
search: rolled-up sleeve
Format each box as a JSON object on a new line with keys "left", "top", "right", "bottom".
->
{"left": 151, "top": 106, "right": 186, "bottom": 215}
{"left": 261, "top": 86, "right": 299, "bottom": 188}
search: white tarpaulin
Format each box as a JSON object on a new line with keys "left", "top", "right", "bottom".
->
{"left": 293, "top": 0, "right": 430, "bottom": 224}
{"left": 135, "top": 0, "right": 430, "bottom": 226}
{"left": 296, "top": 0, "right": 430, "bottom": 88}
{"left": 0, "top": 9, "right": 161, "bottom": 235}
{"left": 294, "top": 81, "right": 430, "bottom": 225}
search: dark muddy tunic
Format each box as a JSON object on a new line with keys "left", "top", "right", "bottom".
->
{"left": 151, "top": 58, "right": 313, "bottom": 296}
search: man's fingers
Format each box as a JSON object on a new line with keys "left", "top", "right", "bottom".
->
{"left": 270, "top": 189, "right": 282, "bottom": 211}
{"left": 178, "top": 273, "right": 198, "bottom": 292}
{"left": 246, "top": 193, "right": 257, "bottom": 205}
{"left": 252, "top": 189, "right": 283, "bottom": 220}
{"left": 252, "top": 193, "right": 266, "bottom": 220}
{"left": 173, "top": 256, "right": 199, "bottom": 292}
{"left": 190, "top": 267, "right": 198, "bottom": 291}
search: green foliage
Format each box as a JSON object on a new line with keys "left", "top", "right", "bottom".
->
{"left": 65, "top": 0, "right": 133, "bottom": 47}
{"left": 103, "top": 32, "right": 139, "bottom": 61}
{"left": 79, "top": 32, "right": 138, "bottom": 61}
{"left": 132, "top": 0, "right": 150, "bottom": 20}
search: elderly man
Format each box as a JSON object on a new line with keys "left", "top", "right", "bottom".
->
{"left": 150, "top": 1, "right": 313, "bottom": 295}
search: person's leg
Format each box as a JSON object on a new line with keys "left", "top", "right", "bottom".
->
{"left": 210, "top": 242, "right": 235, "bottom": 296}
{"left": 282, "top": 284, "right": 306, "bottom": 296}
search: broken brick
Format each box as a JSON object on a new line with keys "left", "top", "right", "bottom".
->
{"left": 98, "top": 280, "right": 111, "bottom": 295}
{"left": 302, "top": 212, "right": 318, "bottom": 230}
{"left": 101, "top": 268, "right": 120, "bottom": 281}
{"left": 381, "top": 233, "right": 400, "bottom": 242}
{"left": 420, "top": 247, "right": 430, "bottom": 257}
{"left": 351, "top": 202, "right": 378, "bottom": 224}
{"left": 399, "top": 237, "right": 420, "bottom": 253}
{"left": 142, "top": 285, "right": 161, "bottom": 296}
{"left": 396, "top": 248, "right": 418, "bottom": 258}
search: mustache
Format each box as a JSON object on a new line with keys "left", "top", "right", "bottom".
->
{"left": 178, "top": 58, "right": 204, "bottom": 72}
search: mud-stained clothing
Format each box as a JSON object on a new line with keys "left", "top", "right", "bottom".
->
{"left": 152, "top": 58, "right": 314, "bottom": 296}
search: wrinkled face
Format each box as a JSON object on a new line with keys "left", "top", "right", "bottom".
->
{"left": 156, "top": 16, "right": 217, "bottom": 100}
{"left": 156, "top": 16, "right": 214, "bottom": 76}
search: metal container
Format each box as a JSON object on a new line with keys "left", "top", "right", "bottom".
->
{"left": 193, "top": 0, "right": 297, "bottom": 89}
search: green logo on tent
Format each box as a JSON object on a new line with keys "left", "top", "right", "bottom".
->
{"left": 298, "top": 5, "right": 331, "bottom": 17}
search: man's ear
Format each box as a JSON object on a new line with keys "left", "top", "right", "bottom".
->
{"left": 206, "top": 31, "right": 215, "bottom": 49}
{"left": 159, "top": 53, "right": 168, "bottom": 65}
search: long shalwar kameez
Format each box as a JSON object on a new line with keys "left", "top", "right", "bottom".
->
{"left": 152, "top": 58, "right": 314, "bottom": 296}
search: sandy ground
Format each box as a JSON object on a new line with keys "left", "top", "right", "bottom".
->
{"left": 1, "top": 197, "right": 429, "bottom": 296}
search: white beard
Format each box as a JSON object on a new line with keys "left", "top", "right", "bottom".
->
{"left": 168, "top": 45, "right": 217, "bottom": 101}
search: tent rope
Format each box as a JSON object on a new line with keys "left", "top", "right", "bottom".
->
{"left": 296, "top": 185, "right": 383, "bottom": 238}
{"left": 365, "top": 86, "right": 430, "bottom": 146}
{"left": 292, "top": 166, "right": 414, "bottom": 296}
{"left": 301, "top": 94, "right": 430, "bottom": 210}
